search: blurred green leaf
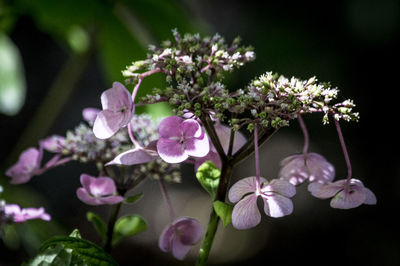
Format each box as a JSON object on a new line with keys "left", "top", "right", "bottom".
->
{"left": 0, "top": 31, "right": 26, "bottom": 115}
{"left": 2, "top": 224, "right": 21, "bottom": 250}
{"left": 28, "top": 229, "right": 118, "bottom": 266}
{"left": 213, "top": 201, "right": 233, "bottom": 227}
{"left": 196, "top": 161, "right": 221, "bottom": 199}
{"left": 123, "top": 192, "right": 143, "bottom": 204}
{"left": 112, "top": 215, "right": 147, "bottom": 246}
{"left": 86, "top": 212, "right": 107, "bottom": 240}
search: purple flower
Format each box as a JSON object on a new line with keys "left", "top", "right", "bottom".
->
{"left": 82, "top": 107, "right": 100, "bottom": 123}
{"left": 76, "top": 174, "right": 124, "bottom": 205}
{"left": 308, "top": 178, "right": 377, "bottom": 209}
{"left": 40, "top": 135, "right": 65, "bottom": 153}
{"left": 106, "top": 141, "right": 159, "bottom": 166}
{"left": 228, "top": 177, "right": 296, "bottom": 230}
{"left": 157, "top": 116, "right": 209, "bottom": 163}
{"left": 6, "top": 147, "right": 42, "bottom": 184}
{"left": 159, "top": 217, "right": 202, "bottom": 260}
{"left": 93, "top": 82, "right": 133, "bottom": 139}
{"left": 3, "top": 204, "right": 50, "bottom": 223}
{"left": 279, "top": 152, "right": 335, "bottom": 186}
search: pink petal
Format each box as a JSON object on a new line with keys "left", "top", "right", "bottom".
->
{"left": 185, "top": 133, "right": 210, "bottom": 158}
{"left": 306, "top": 153, "right": 335, "bottom": 183}
{"left": 106, "top": 147, "right": 158, "bottom": 166}
{"left": 159, "top": 224, "right": 174, "bottom": 252}
{"left": 171, "top": 237, "right": 192, "bottom": 260}
{"left": 232, "top": 194, "right": 261, "bottom": 230}
{"left": 214, "top": 124, "right": 247, "bottom": 154}
{"left": 173, "top": 217, "right": 202, "bottom": 245}
{"left": 330, "top": 188, "right": 366, "bottom": 209}
{"left": 159, "top": 116, "right": 184, "bottom": 138}
{"left": 23, "top": 207, "right": 51, "bottom": 221}
{"left": 76, "top": 188, "right": 102, "bottom": 205}
{"left": 40, "top": 135, "right": 65, "bottom": 153}
{"left": 278, "top": 154, "right": 309, "bottom": 185}
{"left": 82, "top": 107, "right": 100, "bottom": 123}
{"left": 101, "top": 82, "right": 132, "bottom": 111}
{"left": 93, "top": 110, "right": 124, "bottom": 139}
{"left": 6, "top": 148, "right": 41, "bottom": 184}
{"left": 98, "top": 195, "right": 124, "bottom": 205}
{"left": 228, "top": 176, "right": 266, "bottom": 203}
{"left": 262, "top": 179, "right": 296, "bottom": 198}
{"left": 89, "top": 177, "right": 117, "bottom": 196}
{"left": 181, "top": 119, "right": 202, "bottom": 138}
{"left": 80, "top": 174, "right": 94, "bottom": 192}
{"left": 308, "top": 180, "right": 346, "bottom": 199}
{"left": 262, "top": 194, "right": 293, "bottom": 218}
{"left": 363, "top": 187, "right": 377, "bottom": 205}
{"left": 157, "top": 138, "right": 187, "bottom": 163}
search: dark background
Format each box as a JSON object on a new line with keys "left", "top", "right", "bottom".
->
{"left": 1, "top": 0, "right": 399, "bottom": 265}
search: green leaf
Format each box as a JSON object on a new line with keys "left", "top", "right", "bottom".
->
{"left": 28, "top": 230, "right": 118, "bottom": 266}
{"left": 123, "top": 193, "right": 143, "bottom": 204}
{"left": 196, "top": 161, "right": 221, "bottom": 199}
{"left": 68, "top": 229, "right": 82, "bottom": 239}
{"left": 112, "top": 215, "right": 147, "bottom": 246}
{"left": 86, "top": 212, "right": 107, "bottom": 240}
{"left": 213, "top": 201, "right": 233, "bottom": 228}
{"left": 0, "top": 31, "right": 26, "bottom": 115}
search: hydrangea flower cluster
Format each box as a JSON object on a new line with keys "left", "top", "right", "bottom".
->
{"left": 4, "top": 30, "right": 376, "bottom": 265}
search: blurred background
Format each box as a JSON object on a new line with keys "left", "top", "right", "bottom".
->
{"left": 0, "top": 0, "right": 399, "bottom": 265}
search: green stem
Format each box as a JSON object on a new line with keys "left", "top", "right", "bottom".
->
{"left": 104, "top": 202, "right": 123, "bottom": 252}
{"left": 196, "top": 161, "right": 233, "bottom": 266}
{"left": 196, "top": 127, "right": 277, "bottom": 265}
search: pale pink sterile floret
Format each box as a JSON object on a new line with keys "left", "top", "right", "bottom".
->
{"left": 157, "top": 116, "right": 209, "bottom": 163}
{"left": 93, "top": 82, "right": 133, "bottom": 139}
{"left": 159, "top": 217, "right": 202, "bottom": 260}
{"left": 279, "top": 152, "right": 335, "bottom": 186}
{"left": 40, "top": 135, "right": 66, "bottom": 153}
{"left": 76, "top": 174, "right": 124, "bottom": 206}
{"left": 228, "top": 176, "right": 296, "bottom": 230}
{"left": 106, "top": 141, "right": 159, "bottom": 166}
{"left": 308, "top": 178, "right": 377, "bottom": 209}
{"left": 82, "top": 107, "right": 100, "bottom": 123}
{"left": 6, "top": 147, "right": 42, "bottom": 184}
{"left": 4, "top": 204, "right": 51, "bottom": 223}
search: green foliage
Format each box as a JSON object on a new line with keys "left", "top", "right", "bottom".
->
{"left": 213, "top": 201, "right": 233, "bottom": 227}
{"left": 196, "top": 161, "right": 221, "bottom": 199}
{"left": 86, "top": 212, "right": 107, "bottom": 241}
{"left": 27, "top": 229, "right": 118, "bottom": 266}
{"left": 123, "top": 193, "right": 143, "bottom": 204}
{"left": 0, "top": 31, "right": 26, "bottom": 115}
{"left": 112, "top": 215, "right": 147, "bottom": 246}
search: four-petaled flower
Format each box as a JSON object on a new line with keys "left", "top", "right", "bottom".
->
{"left": 6, "top": 147, "right": 42, "bottom": 184}
{"left": 279, "top": 152, "right": 335, "bottom": 186}
{"left": 3, "top": 204, "right": 51, "bottom": 223}
{"left": 76, "top": 174, "right": 124, "bottom": 205}
{"left": 308, "top": 178, "right": 376, "bottom": 209}
{"left": 157, "top": 116, "right": 209, "bottom": 163}
{"left": 93, "top": 82, "right": 133, "bottom": 139}
{"left": 229, "top": 177, "right": 296, "bottom": 230}
{"left": 159, "top": 217, "right": 203, "bottom": 260}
